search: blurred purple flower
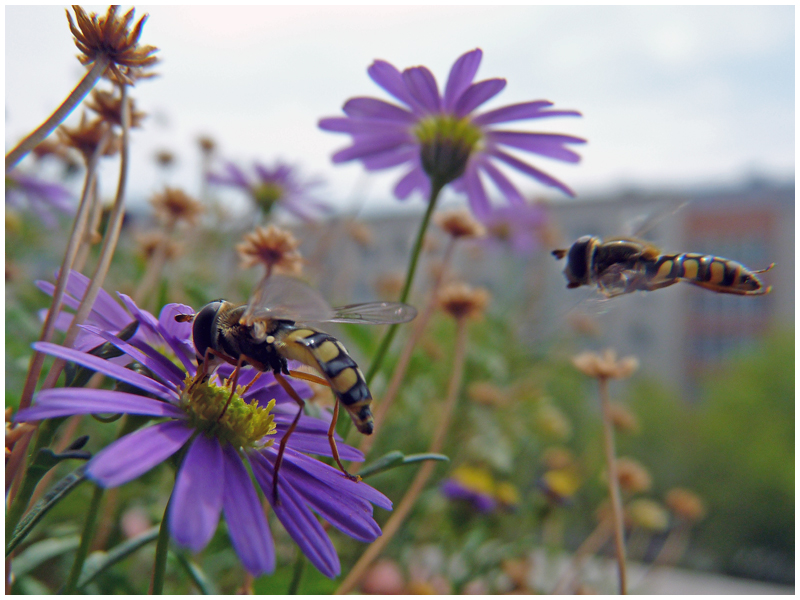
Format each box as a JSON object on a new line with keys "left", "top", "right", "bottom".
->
{"left": 319, "top": 48, "right": 585, "bottom": 219}
{"left": 481, "top": 201, "right": 551, "bottom": 254}
{"left": 208, "top": 160, "right": 329, "bottom": 221}
{"left": 6, "top": 170, "right": 74, "bottom": 228}
{"left": 441, "top": 478, "right": 497, "bottom": 514}
{"left": 16, "top": 299, "right": 390, "bottom": 578}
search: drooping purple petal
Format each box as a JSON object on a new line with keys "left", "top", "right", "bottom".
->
{"left": 221, "top": 444, "right": 275, "bottom": 576}
{"left": 331, "top": 133, "right": 412, "bottom": 163}
{"left": 461, "top": 165, "right": 491, "bottom": 220}
{"left": 158, "top": 303, "right": 194, "bottom": 346}
{"left": 472, "top": 100, "right": 555, "bottom": 126}
{"left": 367, "top": 59, "right": 422, "bottom": 113}
{"left": 393, "top": 166, "right": 429, "bottom": 200}
{"left": 87, "top": 420, "right": 193, "bottom": 488}
{"left": 58, "top": 270, "right": 133, "bottom": 329}
{"left": 32, "top": 341, "right": 177, "bottom": 401}
{"left": 169, "top": 435, "right": 224, "bottom": 552}
{"left": 487, "top": 131, "right": 585, "bottom": 163}
{"left": 453, "top": 78, "right": 507, "bottom": 119}
{"left": 360, "top": 145, "right": 418, "bottom": 171}
{"left": 250, "top": 452, "right": 340, "bottom": 578}
{"left": 342, "top": 97, "right": 416, "bottom": 123}
{"left": 402, "top": 66, "right": 441, "bottom": 114}
{"left": 475, "top": 157, "right": 525, "bottom": 206}
{"left": 318, "top": 117, "right": 410, "bottom": 136}
{"left": 489, "top": 149, "right": 576, "bottom": 197}
{"left": 15, "top": 388, "right": 185, "bottom": 422}
{"left": 443, "top": 48, "right": 483, "bottom": 112}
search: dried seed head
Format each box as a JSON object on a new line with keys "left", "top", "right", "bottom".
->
{"left": 66, "top": 5, "right": 158, "bottom": 85}
{"left": 236, "top": 225, "right": 303, "bottom": 275}
{"left": 197, "top": 135, "right": 216, "bottom": 154}
{"left": 541, "top": 446, "right": 576, "bottom": 471}
{"left": 467, "top": 381, "right": 508, "bottom": 407}
{"left": 374, "top": 272, "right": 404, "bottom": 300}
{"left": 85, "top": 89, "right": 146, "bottom": 128}
{"left": 628, "top": 498, "right": 670, "bottom": 532}
{"left": 437, "top": 282, "right": 490, "bottom": 321}
{"left": 614, "top": 457, "right": 652, "bottom": 494}
{"left": 57, "top": 113, "right": 120, "bottom": 161}
{"left": 665, "top": 488, "right": 706, "bottom": 522}
{"left": 149, "top": 187, "right": 203, "bottom": 226}
{"left": 154, "top": 150, "right": 176, "bottom": 168}
{"left": 346, "top": 221, "right": 374, "bottom": 248}
{"left": 567, "top": 312, "right": 602, "bottom": 337}
{"left": 136, "top": 231, "right": 182, "bottom": 261}
{"left": 608, "top": 402, "right": 640, "bottom": 434}
{"left": 572, "top": 348, "right": 639, "bottom": 380}
{"left": 435, "top": 208, "right": 486, "bottom": 239}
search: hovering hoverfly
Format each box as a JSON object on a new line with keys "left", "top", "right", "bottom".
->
{"left": 178, "top": 274, "right": 417, "bottom": 499}
{"left": 552, "top": 236, "right": 774, "bottom": 298}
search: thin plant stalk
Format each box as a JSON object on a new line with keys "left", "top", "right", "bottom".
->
{"left": 356, "top": 236, "right": 456, "bottom": 459}
{"left": 363, "top": 180, "right": 444, "bottom": 386}
{"left": 598, "top": 376, "right": 628, "bottom": 594}
{"left": 63, "top": 484, "right": 105, "bottom": 594}
{"left": 132, "top": 219, "right": 177, "bottom": 307}
{"left": 6, "top": 57, "right": 110, "bottom": 171}
{"left": 74, "top": 178, "right": 103, "bottom": 272}
{"left": 40, "top": 84, "right": 131, "bottom": 392}
{"left": 335, "top": 317, "right": 469, "bottom": 595}
{"left": 552, "top": 517, "right": 613, "bottom": 594}
{"left": 150, "top": 496, "right": 172, "bottom": 595}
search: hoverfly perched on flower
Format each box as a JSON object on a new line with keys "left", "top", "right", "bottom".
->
{"left": 552, "top": 236, "right": 774, "bottom": 298}
{"left": 177, "top": 274, "right": 417, "bottom": 499}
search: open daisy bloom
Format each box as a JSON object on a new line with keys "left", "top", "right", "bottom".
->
{"left": 15, "top": 296, "right": 390, "bottom": 578}
{"left": 319, "top": 48, "right": 585, "bottom": 219}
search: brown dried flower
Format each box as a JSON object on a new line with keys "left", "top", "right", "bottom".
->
{"left": 608, "top": 402, "right": 640, "bottom": 434}
{"left": 85, "top": 89, "right": 146, "bottom": 128}
{"left": 66, "top": 5, "right": 158, "bottom": 85}
{"left": 154, "top": 150, "right": 176, "bottom": 168}
{"left": 572, "top": 348, "right": 639, "bottom": 380}
{"left": 437, "top": 282, "right": 490, "bottom": 321}
{"left": 149, "top": 187, "right": 203, "bottom": 226}
{"left": 665, "top": 488, "right": 706, "bottom": 522}
{"left": 346, "top": 221, "right": 374, "bottom": 248}
{"left": 467, "top": 381, "right": 508, "bottom": 407}
{"left": 541, "top": 446, "right": 576, "bottom": 471}
{"left": 197, "top": 135, "right": 216, "bottom": 154}
{"left": 136, "top": 231, "right": 182, "bottom": 261}
{"left": 614, "top": 457, "right": 652, "bottom": 494}
{"left": 374, "top": 272, "right": 404, "bottom": 300}
{"left": 435, "top": 208, "right": 486, "bottom": 239}
{"left": 237, "top": 225, "right": 304, "bottom": 276}
{"left": 57, "top": 113, "right": 120, "bottom": 161}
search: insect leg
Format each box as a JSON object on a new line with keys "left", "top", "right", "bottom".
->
{"left": 216, "top": 355, "right": 245, "bottom": 421}
{"left": 272, "top": 371, "right": 307, "bottom": 504}
{"left": 327, "top": 398, "right": 361, "bottom": 483}
{"left": 752, "top": 262, "right": 775, "bottom": 274}
{"left": 287, "top": 369, "right": 331, "bottom": 388}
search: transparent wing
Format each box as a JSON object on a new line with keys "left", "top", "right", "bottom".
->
{"left": 620, "top": 200, "right": 690, "bottom": 241}
{"left": 241, "top": 274, "right": 417, "bottom": 326}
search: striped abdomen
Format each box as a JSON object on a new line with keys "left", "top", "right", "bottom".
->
{"left": 643, "top": 253, "right": 772, "bottom": 295}
{"left": 277, "top": 326, "right": 374, "bottom": 434}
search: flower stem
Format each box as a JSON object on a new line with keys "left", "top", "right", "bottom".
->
{"left": 363, "top": 180, "right": 444, "bottom": 386}
{"left": 336, "top": 316, "right": 469, "bottom": 595}
{"left": 133, "top": 218, "right": 177, "bottom": 308}
{"left": 288, "top": 550, "right": 306, "bottom": 594}
{"left": 63, "top": 484, "right": 105, "bottom": 594}
{"left": 150, "top": 495, "right": 172, "bottom": 595}
{"left": 599, "top": 376, "right": 627, "bottom": 594}
{"left": 552, "top": 517, "right": 613, "bottom": 593}
{"left": 5, "top": 57, "right": 109, "bottom": 171}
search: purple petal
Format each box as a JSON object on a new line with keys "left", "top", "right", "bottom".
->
{"left": 332, "top": 134, "right": 412, "bottom": 164}
{"left": 472, "top": 100, "right": 558, "bottom": 126}
{"left": 453, "top": 78, "right": 507, "bottom": 119}
{"left": 249, "top": 452, "right": 340, "bottom": 578}
{"left": 393, "top": 166, "right": 429, "bottom": 200}
{"left": 462, "top": 166, "right": 491, "bottom": 220}
{"left": 443, "top": 48, "right": 483, "bottom": 112}
{"left": 367, "top": 59, "right": 422, "bottom": 112}
{"left": 487, "top": 131, "right": 585, "bottom": 163}
{"left": 169, "top": 435, "right": 224, "bottom": 552}
{"left": 221, "top": 444, "right": 275, "bottom": 576}
{"left": 475, "top": 158, "right": 525, "bottom": 205}
{"left": 402, "top": 66, "right": 441, "bottom": 114}
{"left": 489, "top": 149, "right": 576, "bottom": 197}
{"left": 158, "top": 303, "right": 194, "bottom": 345}
{"left": 342, "top": 97, "right": 416, "bottom": 123}
{"left": 87, "top": 421, "right": 193, "bottom": 487}
{"left": 361, "top": 145, "right": 418, "bottom": 171}
{"left": 276, "top": 429, "right": 363, "bottom": 462}
{"left": 208, "top": 162, "right": 251, "bottom": 189}
{"left": 318, "top": 117, "right": 410, "bottom": 136}
{"left": 32, "top": 341, "right": 178, "bottom": 401}
{"left": 59, "top": 270, "right": 132, "bottom": 329}
{"left": 16, "top": 388, "right": 185, "bottom": 422}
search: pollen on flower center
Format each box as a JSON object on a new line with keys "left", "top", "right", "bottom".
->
{"left": 413, "top": 115, "right": 483, "bottom": 185}
{"left": 253, "top": 182, "right": 284, "bottom": 212}
{"left": 180, "top": 375, "right": 276, "bottom": 449}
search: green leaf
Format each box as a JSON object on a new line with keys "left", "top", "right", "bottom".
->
{"left": 12, "top": 535, "right": 80, "bottom": 577}
{"left": 359, "top": 450, "right": 449, "bottom": 479}
{"left": 76, "top": 526, "right": 160, "bottom": 590}
{"left": 174, "top": 552, "right": 218, "bottom": 595}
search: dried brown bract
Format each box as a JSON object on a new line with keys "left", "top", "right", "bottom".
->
{"left": 67, "top": 5, "right": 158, "bottom": 85}
{"left": 608, "top": 402, "right": 640, "bottom": 434}
{"left": 86, "top": 89, "right": 146, "bottom": 128}
{"left": 197, "top": 135, "right": 216, "bottom": 155}
{"left": 437, "top": 282, "right": 491, "bottom": 321}
{"left": 346, "top": 221, "right": 374, "bottom": 248}
{"left": 136, "top": 231, "right": 182, "bottom": 261}
{"left": 572, "top": 348, "right": 639, "bottom": 380}
{"left": 435, "top": 208, "right": 486, "bottom": 239}
{"left": 665, "top": 488, "right": 706, "bottom": 522}
{"left": 374, "top": 272, "right": 404, "bottom": 300}
{"left": 154, "top": 150, "right": 176, "bottom": 168}
{"left": 614, "top": 457, "right": 652, "bottom": 494}
{"left": 237, "top": 225, "right": 303, "bottom": 276}
{"left": 57, "top": 112, "right": 120, "bottom": 161}
{"left": 149, "top": 187, "right": 203, "bottom": 226}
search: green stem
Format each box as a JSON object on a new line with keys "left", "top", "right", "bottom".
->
{"left": 63, "top": 484, "right": 105, "bottom": 594}
{"left": 6, "top": 57, "right": 109, "bottom": 171}
{"left": 151, "top": 495, "right": 172, "bottom": 595}
{"left": 288, "top": 550, "right": 305, "bottom": 594}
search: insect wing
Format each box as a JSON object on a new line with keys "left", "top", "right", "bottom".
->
{"left": 241, "top": 274, "right": 334, "bottom": 325}
{"left": 329, "top": 302, "right": 417, "bottom": 325}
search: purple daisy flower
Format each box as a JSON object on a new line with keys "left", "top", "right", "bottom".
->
{"left": 319, "top": 48, "right": 585, "bottom": 219}
{"left": 208, "top": 160, "right": 330, "bottom": 221}
{"left": 441, "top": 478, "right": 497, "bottom": 514}
{"left": 6, "top": 169, "right": 74, "bottom": 228}
{"left": 15, "top": 303, "right": 390, "bottom": 578}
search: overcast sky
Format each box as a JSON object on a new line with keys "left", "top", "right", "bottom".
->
{"left": 5, "top": 5, "right": 795, "bottom": 215}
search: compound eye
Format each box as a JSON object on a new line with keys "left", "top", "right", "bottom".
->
{"left": 192, "top": 301, "right": 222, "bottom": 359}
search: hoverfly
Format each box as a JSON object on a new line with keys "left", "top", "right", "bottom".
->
{"left": 178, "top": 274, "right": 417, "bottom": 499}
{"left": 552, "top": 236, "right": 773, "bottom": 298}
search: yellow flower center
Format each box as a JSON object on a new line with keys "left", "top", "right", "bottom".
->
{"left": 252, "top": 183, "right": 284, "bottom": 213}
{"left": 180, "top": 374, "right": 276, "bottom": 449}
{"left": 413, "top": 115, "right": 483, "bottom": 185}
